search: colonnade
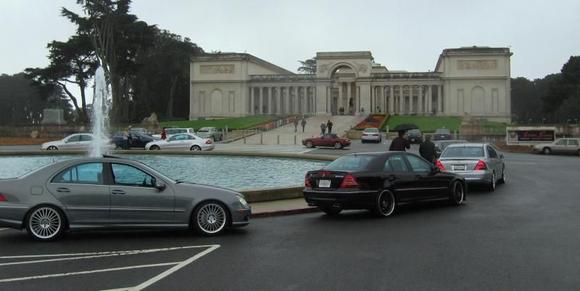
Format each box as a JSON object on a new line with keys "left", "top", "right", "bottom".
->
{"left": 372, "top": 85, "right": 444, "bottom": 115}
{"left": 248, "top": 86, "right": 316, "bottom": 115}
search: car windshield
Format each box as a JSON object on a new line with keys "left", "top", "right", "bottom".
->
{"left": 442, "top": 146, "right": 484, "bottom": 158}
{"left": 198, "top": 129, "right": 209, "bottom": 132}
{"left": 408, "top": 129, "right": 421, "bottom": 135}
{"left": 324, "top": 155, "right": 375, "bottom": 171}
{"left": 436, "top": 128, "right": 451, "bottom": 134}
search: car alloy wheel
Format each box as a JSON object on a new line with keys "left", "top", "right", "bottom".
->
{"left": 306, "top": 141, "right": 313, "bottom": 148}
{"left": 334, "top": 142, "right": 342, "bottom": 149}
{"left": 375, "top": 190, "right": 396, "bottom": 217}
{"left": 26, "top": 206, "right": 65, "bottom": 241}
{"left": 320, "top": 206, "right": 342, "bottom": 216}
{"left": 150, "top": 145, "right": 160, "bottom": 150}
{"left": 194, "top": 202, "right": 228, "bottom": 235}
{"left": 543, "top": 147, "right": 551, "bottom": 155}
{"left": 47, "top": 146, "right": 58, "bottom": 150}
{"left": 499, "top": 167, "right": 507, "bottom": 184}
{"left": 489, "top": 173, "right": 496, "bottom": 191}
{"left": 190, "top": 145, "right": 201, "bottom": 151}
{"left": 450, "top": 182, "right": 465, "bottom": 205}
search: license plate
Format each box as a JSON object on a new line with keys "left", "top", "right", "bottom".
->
{"left": 318, "top": 180, "right": 331, "bottom": 188}
{"left": 453, "top": 165, "right": 466, "bottom": 171}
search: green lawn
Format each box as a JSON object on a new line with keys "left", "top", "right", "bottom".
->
{"left": 480, "top": 120, "right": 508, "bottom": 134}
{"left": 160, "top": 116, "right": 276, "bottom": 130}
{"left": 383, "top": 116, "right": 463, "bottom": 133}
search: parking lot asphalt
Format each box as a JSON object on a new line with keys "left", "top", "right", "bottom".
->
{"left": 0, "top": 152, "right": 579, "bottom": 290}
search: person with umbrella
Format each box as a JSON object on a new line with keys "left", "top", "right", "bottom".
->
{"left": 388, "top": 124, "right": 416, "bottom": 152}
{"left": 419, "top": 135, "right": 436, "bottom": 163}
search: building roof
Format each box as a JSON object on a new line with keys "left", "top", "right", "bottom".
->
{"left": 435, "top": 46, "right": 512, "bottom": 72}
{"left": 191, "top": 52, "right": 295, "bottom": 75}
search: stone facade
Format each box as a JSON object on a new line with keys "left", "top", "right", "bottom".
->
{"left": 190, "top": 46, "right": 512, "bottom": 122}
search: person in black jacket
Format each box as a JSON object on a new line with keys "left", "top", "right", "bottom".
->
{"left": 419, "top": 135, "right": 436, "bottom": 163}
{"left": 389, "top": 131, "right": 410, "bottom": 151}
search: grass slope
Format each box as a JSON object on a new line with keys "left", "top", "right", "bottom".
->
{"left": 384, "top": 116, "right": 463, "bottom": 132}
{"left": 160, "top": 116, "right": 275, "bottom": 130}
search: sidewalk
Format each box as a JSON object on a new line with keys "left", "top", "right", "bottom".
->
{"left": 250, "top": 198, "right": 318, "bottom": 217}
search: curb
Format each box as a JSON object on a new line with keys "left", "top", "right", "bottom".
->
{"left": 251, "top": 207, "right": 319, "bottom": 218}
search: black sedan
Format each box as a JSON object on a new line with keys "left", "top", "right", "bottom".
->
{"left": 112, "top": 132, "right": 154, "bottom": 149}
{"left": 304, "top": 152, "right": 466, "bottom": 216}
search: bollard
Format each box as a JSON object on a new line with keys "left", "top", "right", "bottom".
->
{"left": 243, "top": 135, "right": 246, "bottom": 144}
{"left": 260, "top": 133, "right": 263, "bottom": 145}
{"left": 294, "top": 135, "right": 297, "bottom": 145}
{"left": 277, "top": 135, "right": 280, "bottom": 145}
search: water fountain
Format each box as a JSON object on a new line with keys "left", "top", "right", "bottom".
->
{"left": 89, "top": 66, "right": 111, "bottom": 157}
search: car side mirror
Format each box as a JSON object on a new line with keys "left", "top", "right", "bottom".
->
{"left": 154, "top": 179, "right": 166, "bottom": 191}
{"left": 500, "top": 154, "right": 504, "bottom": 159}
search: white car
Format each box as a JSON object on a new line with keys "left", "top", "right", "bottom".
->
{"left": 41, "top": 133, "right": 113, "bottom": 151}
{"left": 145, "top": 133, "right": 214, "bottom": 151}
{"left": 361, "top": 128, "right": 382, "bottom": 143}
{"left": 152, "top": 128, "right": 195, "bottom": 140}
{"left": 533, "top": 138, "right": 580, "bottom": 155}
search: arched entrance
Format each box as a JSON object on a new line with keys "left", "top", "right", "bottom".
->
{"left": 330, "top": 65, "right": 357, "bottom": 115}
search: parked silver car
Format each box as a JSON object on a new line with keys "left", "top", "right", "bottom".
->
{"left": 361, "top": 128, "right": 382, "bottom": 143}
{"left": 0, "top": 156, "right": 251, "bottom": 241}
{"left": 437, "top": 143, "right": 506, "bottom": 191}
{"left": 145, "top": 133, "right": 215, "bottom": 151}
{"left": 41, "top": 133, "right": 113, "bottom": 151}
{"left": 533, "top": 138, "right": 580, "bottom": 155}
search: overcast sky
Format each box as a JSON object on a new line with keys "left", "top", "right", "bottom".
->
{"left": 1, "top": 0, "right": 579, "bottom": 79}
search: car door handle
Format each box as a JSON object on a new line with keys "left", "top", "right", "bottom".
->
{"left": 111, "top": 189, "right": 126, "bottom": 195}
{"left": 56, "top": 187, "right": 70, "bottom": 193}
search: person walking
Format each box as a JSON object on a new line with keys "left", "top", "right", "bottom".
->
{"left": 419, "top": 135, "right": 436, "bottom": 163}
{"left": 293, "top": 118, "right": 299, "bottom": 133}
{"left": 301, "top": 118, "right": 307, "bottom": 132}
{"left": 389, "top": 131, "right": 411, "bottom": 151}
{"left": 326, "top": 120, "right": 333, "bottom": 134}
{"left": 320, "top": 122, "right": 327, "bottom": 135}
{"left": 160, "top": 128, "right": 167, "bottom": 140}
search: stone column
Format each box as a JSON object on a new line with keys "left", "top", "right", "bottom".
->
{"left": 301, "top": 86, "right": 306, "bottom": 114}
{"left": 399, "top": 86, "right": 404, "bottom": 114}
{"left": 438, "top": 85, "right": 443, "bottom": 114}
{"left": 346, "top": 82, "right": 352, "bottom": 114}
{"left": 276, "top": 87, "right": 282, "bottom": 114}
{"left": 249, "top": 87, "right": 254, "bottom": 114}
{"left": 427, "top": 85, "right": 433, "bottom": 114}
{"left": 389, "top": 86, "right": 394, "bottom": 114}
{"left": 409, "top": 86, "right": 414, "bottom": 114}
{"left": 269, "top": 87, "right": 275, "bottom": 114}
{"left": 419, "top": 86, "right": 424, "bottom": 114}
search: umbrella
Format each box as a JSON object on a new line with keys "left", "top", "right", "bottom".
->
{"left": 392, "top": 123, "right": 419, "bottom": 131}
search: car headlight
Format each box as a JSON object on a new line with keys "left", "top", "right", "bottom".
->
{"left": 237, "top": 196, "right": 249, "bottom": 207}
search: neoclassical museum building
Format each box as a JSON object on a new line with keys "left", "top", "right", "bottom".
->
{"left": 190, "top": 46, "right": 512, "bottom": 122}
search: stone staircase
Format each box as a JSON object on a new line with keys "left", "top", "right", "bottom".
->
{"left": 233, "top": 115, "right": 366, "bottom": 145}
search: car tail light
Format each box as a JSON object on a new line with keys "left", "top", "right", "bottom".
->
{"left": 0, "top": 194, "right": 6, "bottom": 202}
{"left": 339, "top": 174, "right": 359, "bottom": 188}
{"left": 205, "top": 139, "right": 213, "bottom": 144}
{"left": 304, "top": 175, "right": 312, "bottom": 188}
{"left": 435, "top": 160, "right": 446, "bottom": 171}
{"left": 474, "top": 160, "right": 487, "bottom": 170}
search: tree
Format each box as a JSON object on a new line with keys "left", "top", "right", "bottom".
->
{"left": 298, "top": 57, "right": 316, "bottom": 74}
{"left": 25, "top": 35, "right": 98, "bottom": 123}
{"left": 543, "top": 56, "right": 580, "bottom": 117}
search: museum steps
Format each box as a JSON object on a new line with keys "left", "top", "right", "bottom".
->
{"left": 232, "top": 115, "right": 366, "bottom": 145}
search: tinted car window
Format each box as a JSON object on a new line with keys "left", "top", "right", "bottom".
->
{"left": 405, "top": 155, "right": 431, "bottom": 172}
{"left": 555, "top": 139, "right": 566, "bottom": 145}
{"left": 52, "top": 163, "right": 103, "bottom": 184}
{"left": 80, "top": 135, "right": 93, "bottom": 142}
{"left": 442, "top": 146, "right": 484, "bottom": 158}
{"left": 111, "top": 163, "right": 156, "bottom": 187}
{"left": 569, "top": 139, "right": 579, "bottom": 146}
{"left": 169, "top": 134, "right": 186, "bottom": 141}
{"left": 487, "top": 146, "right": 498, "bottom": 158}
{"left": 384, "top": 155, "right": 409, "bottom": 172}
{"left": 325, "top": 155, "right": 375, "bottom": 171}
{"left": 67, "top": 135, "right": 81, "bottom": 142}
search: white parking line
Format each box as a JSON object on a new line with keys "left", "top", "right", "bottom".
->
{"left": 0, "top": 244, "right": 220, "bottom": 290}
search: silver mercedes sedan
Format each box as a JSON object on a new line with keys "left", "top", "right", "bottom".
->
{"left": 0, "top": 156, "right": 251, "bottom": 241}
{"left": 437, "top": 143, "right": 506, "bottom": 191}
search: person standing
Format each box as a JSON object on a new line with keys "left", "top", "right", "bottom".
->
{"left": 419, "top": 135, "right": 436, "bottom": 163}
{"left": 301, "top": 118, "right": 307, "bottom": 132}
{"left": 161, "top": 128, "right": 167, "bottom": 140}
{"left": 326, "top": 120, "right": 333, "bottom": 134}
{"left": 320, "top": 122, "right": 327, "bottom": 135}
{"left": 293, "top": 118, "right": 299, "bottom": 133}
{"left": 389, "top": 131, "right": 411, "bottom": 151}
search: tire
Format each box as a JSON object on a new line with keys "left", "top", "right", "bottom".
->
{"left": 192, "top": 201, "right": 229, "bottom": 236}
{"left": 499, "top": 167, "right": 507, "bottom": 184}
{"left": 25, "top": 205, "right": 66, "bottom": 241}
{"left": 449, "top": 181, "right": 465, "bottom": 206}
{"left": 577, "top": 150, "right": 580, "bottom": 157}
{"left": 488, "top": 172, "right": 496, "bottom": 192}
{"left": 47, "top": 146, "right": 58, "bottom": 151}
{"left": 373, "top": 190, "right": 396, "bottom": 217}
{"left": 361, "top": 140, "right": 366, "bottom": 144}
{"left": 190, "top": 145, "right": 202, "bottom": 151}
{"left": 543, "top": 147, "right": 551, "bottom": 155}
{"left": 334, "top": 142, "right": 343, "bottom": 149}
{"left": 306, "top": 141, "right": 313, "bottom": 148}
{"left": 150, "top": 145, "right": 160, "bottom": 150}
{"left": 319, "top": 206, "right": 342, "bottom": 216}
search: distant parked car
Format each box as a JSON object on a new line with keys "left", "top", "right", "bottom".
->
{"left": 303, "top": 134, "right": 351, "bottom": 149}
{"left": 434, "top": 140, "right": 469, "bottom": 158}
{"left": 196, "top": 127, "right": 223, "bottom": 141}
{"left": 112, "top": 132, "right": 154, "bottom": 149}
{"left": 437, "top": 143, "right": 506, "bottom": 191}
{"left": 304, "top": 152, "right": 466, "bottom": 216}
{"left": 407, "top": 129, "right": 423, "bottom": 144}
{"left": 533, "top": 138, "right": 580, "bottom": 155}
{"left": 361, "top": 128, "right": 382, "bottom": 143}
{"left": 433, "top": 128, "right": 454, "bottom": 141}
{"left": 128, "top": 127, "right": 151, "bottom": 135}
{"left": 41, "top": 133, "right": 113, "bottom": 151}
{"left": 145, "top": 133, "right": 214, "bottom": 151}
{"left": 152, "top": 128, "right": 195, "bottom": 140}
{"left": 0, "top": 156, "right": 250, "bottom": 241}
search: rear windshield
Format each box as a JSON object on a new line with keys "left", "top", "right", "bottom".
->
{"left": 364, "top": 128, "right": 379, "bottom": 133}
{"left": 442, "top": 146, "right": 484, "bottom": 158}
{"left": 408, "top": 129, "right": 421, "bottom": 135}
{"left": 324, "top": 155, "right": 375, "bottom": 171}
{"left": 436, "top": 128, "right": 451, "bottom": 134}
